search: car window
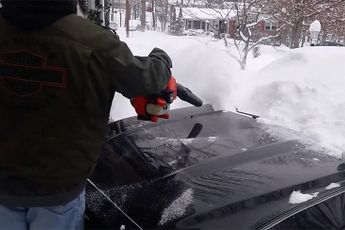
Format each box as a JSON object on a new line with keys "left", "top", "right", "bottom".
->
{"left": 90, "top": 135, "right": 146, "bottom": 186}
{"left": 271, "top": 192, "right": 345, "bottom": 229}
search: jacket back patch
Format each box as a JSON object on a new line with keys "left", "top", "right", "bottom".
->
{"left": 0, "top": 50, "right": 66, "bottom": 96}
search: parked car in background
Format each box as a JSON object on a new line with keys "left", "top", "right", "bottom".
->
{"left": 109, "top": 22, "right": 118, "bottom": 31}
{"left": 129, "top": 20, "right": 141, "bottom": 31}
{"left": 260, "top": 36, "right": 282, "bottom": 46}
{"left": 317, "top": 41, "right": 345, "bottom": 47}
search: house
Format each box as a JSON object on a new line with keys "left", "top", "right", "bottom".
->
{"left": 225, "top": 15, "right": 281, "bottom": 45}
{"left": 255, "top": 17, "right": 281, "bottom": 45}
{"left": 173, "top": 6, "right": 281, "bottom": 40}
{"left": 175, "top": 7, "right": 236, "bottom": 35}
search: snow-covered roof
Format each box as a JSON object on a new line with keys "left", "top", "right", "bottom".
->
{"left": 169, "top": 0, "right": 213, "bottom": 6}
{"left": 168, "top": 0, "right": 179, "bottom": 4}
{"left": 177, "top": 7, "right": 236, "bottom": 20}
{"left": 258, "top": 14, "right": 278, "bottom": 23}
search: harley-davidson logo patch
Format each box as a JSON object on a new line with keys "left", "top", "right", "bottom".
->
{"left": 0, "top": 50, "right": 67, "bottom": 96}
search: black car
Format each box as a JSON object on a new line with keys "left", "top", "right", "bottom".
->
{"left": 317, "top": 41, "right": 345, "bottom": 47}
{"left": 85, "top": 103, "right": 345, "bottom": 229}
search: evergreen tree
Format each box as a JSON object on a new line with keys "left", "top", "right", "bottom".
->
{"left": 87, "top": 0, "right": 103, "bottom": 26}
{"left": 78, "top": 0, "right": 88, "bottom": 14}
{"left": 169, "top": 7, "right": 184, "bottom": 35}
{"left": 104, "top": 0, "right": 111, "bottom": 27}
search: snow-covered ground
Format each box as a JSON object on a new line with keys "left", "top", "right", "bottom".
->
{"left": 111, "top": 28, "right": 345, "bottom": 158}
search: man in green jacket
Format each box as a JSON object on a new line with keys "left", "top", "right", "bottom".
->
{"left": 0, "top": 0, "right": 172, "bottom": 229}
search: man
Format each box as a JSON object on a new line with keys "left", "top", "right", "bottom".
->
{"left": 0, "top": 0, "right": 173, "bottom": 229}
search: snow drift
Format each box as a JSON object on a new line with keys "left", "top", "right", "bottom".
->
{"left": 233, "top": 47, "right": 345, "bottom": 157}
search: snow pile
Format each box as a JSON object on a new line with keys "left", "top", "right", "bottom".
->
{"left": 111, "top": 29, "right": 345, "bottom": 157}
{"left": 326, "top": 183, "right": 341, "bottom": 190}
{"left": 232, "top": 47, "right": 345, "bottom": 157}
{"left": 159, "top": 188, "right": 194, "bottom": 225}
{"left": 289, "top": 190, "right": 319, "bottom": 204}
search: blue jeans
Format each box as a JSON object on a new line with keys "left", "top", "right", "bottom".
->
{"left": 0, "top": 190, "right": 85, "bottom": 230}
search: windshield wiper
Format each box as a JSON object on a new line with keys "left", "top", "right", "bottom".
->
{"left": 236, "top": 107, "right": 260, "bottom": 119}
{"left": 176, "top": 123, "right": 203, "bottom": 168}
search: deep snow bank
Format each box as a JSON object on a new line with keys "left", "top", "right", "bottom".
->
{"left": 231, "top": 47, "right": 345, "bottom": 157}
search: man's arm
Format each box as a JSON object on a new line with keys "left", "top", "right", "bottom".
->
{"left": 91, "top": 32, "right": 172, "bottom": 98}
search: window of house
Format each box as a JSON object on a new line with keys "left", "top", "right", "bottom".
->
{"left": 265, "top": 22, "right": 278, "bottom": 31}
{"left": 201, "top": 21, "right": 206, "bottom": 30}
{"left": 187, "top": 21, "right": 192, "bottom": 29}
{"left": 193, "top": 20, "right": 201, "bottom": 29}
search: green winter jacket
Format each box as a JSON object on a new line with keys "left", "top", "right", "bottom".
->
{"left": 0, "top": 14, "right": 171, "bottom": 206}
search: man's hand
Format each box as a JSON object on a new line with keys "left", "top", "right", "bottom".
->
{"left": 149, "top": 48, "right": 173, "bottom": 69}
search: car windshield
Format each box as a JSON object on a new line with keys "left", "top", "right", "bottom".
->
{"left": 124, "top": 111, "right": 283, "bottom": 172}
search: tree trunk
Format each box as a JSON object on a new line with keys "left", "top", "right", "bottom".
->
{"left": 125, "top": 0, "right": 130, "bottom": 37}
{"left": 240, "top": 54, "right": 247, "bottom": 70}
{"left": 290, "top": 18, "right": 303, "bottom": 48}
{"left": 163, "top": 0, "right": 168, "bottom": 31}
{"left": 119, "top": 10, "right": 122, "bottom": 27}
{"left": 140, "top": 0, "right": 146, "bottom": 31}
{"left": 301, "top": 30, "right": 305, "bottom": 47}
{"left": 111, "top": 0, "right": 115, "bottom": 22}
{"left": 241, "top": 43, "right": 250, "bottom": 70}
{"left": 104, "top": 0, "right": 110, "bottom": 27}
{"left": 151, "top": 0, "right": 155, "bottom": 30}
{"left": 133, "top": 5, "right": 137, "bottom": 19}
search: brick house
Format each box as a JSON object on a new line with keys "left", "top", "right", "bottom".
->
{"left": 175, "top": 7, "right": 236, "bottom": 35}
{"left": 175, "top": 7, "right": 280, "bottom": 44}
